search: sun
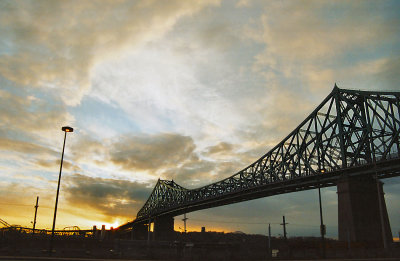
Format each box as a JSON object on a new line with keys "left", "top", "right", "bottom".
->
{"left": 94, "top": 220, "right": 121, "bottom": 230}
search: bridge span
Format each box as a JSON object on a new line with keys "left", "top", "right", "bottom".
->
{"left": 118, "top": 86, "right": 400, "bottom": 246}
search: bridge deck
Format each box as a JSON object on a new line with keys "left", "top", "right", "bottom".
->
{"left": 119, "top": 158, "right": 400, "bottom": 229}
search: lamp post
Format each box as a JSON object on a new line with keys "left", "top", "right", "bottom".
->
{"left": 49, "top": 126, "right": 73, "bottom": 255}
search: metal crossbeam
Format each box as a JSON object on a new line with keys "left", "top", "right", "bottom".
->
{"left": 127, "top": 86, "right": 400, "bottom": 226}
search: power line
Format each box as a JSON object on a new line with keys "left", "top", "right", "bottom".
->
{"left": 0, "top": 203, "right": 33, "bottom": 207}
{"left": 189, "top": 218, "right": 281, "bottom": 225}
{"left": 0, "top": 202, "right": 53, "bottom": 209}
{"left": 185, "top": 218, "right": 336, "bottom": 228}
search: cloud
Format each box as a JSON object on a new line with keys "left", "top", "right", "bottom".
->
{"left": 0, "top": 136, "right": 72, "bottom": 174}
{"left": 68, "top": 131, "right": 215, "bottom": 183}
{"left": 0, "top": 136, "right": 55, "bottom": 155}
{"left": 236, "top": 0, "right": 400, "bottom": 155}
{"left": 205, "top": 142, "right": 235, "bottom": 155}
{"left": 64, "top": 173, "right": 153, "bottom": 219}
{"left": 0, "top": 0, "right": 221, "bottom": 106}
{"left": 0, "top": 88, "right": 74, "bottom": 140}
{"left": 319, "top": 55, "right": 400, "bottom": 92}
{"left": 0, "top": 88, "right": 76, "bottom": 174}
{"left": 68, "top": 132, "right": 249, "bottom": 188}
{"left": 71, "top": 135, "right": 108, "bottom": 166}
{"left": 110, "top": 133, "right": 196, "bottom": 172}
{"left": 87, "top": 132, "right": 264, "bottom": 191}
{"left": 65, "top": 129, "right": 248, "bottom": 188}
{"left": 236, "top": 0, "right": 251, "bottom": 8}
{"left": 89, "top": 41, "right": 251, "bottom": 144}
{"left": 245, "top": 0, "right": 399, "bottom": 97}
{"left": 160, "top": 157, "right": 217, "bottom": 187}
{"left": 253, "top": 1, "right": 399, "bottom": 64}
{"left": 35, "top": 159, "right": 79, "bottom": 172}
{"left": 373, "top": 56, "right": 400, "bottom": 91}
{"left": 86, "top": 2, "right": 268, "bottom": 149}
{"left": 160, "top": 151, "right": 250, "bottom": 188}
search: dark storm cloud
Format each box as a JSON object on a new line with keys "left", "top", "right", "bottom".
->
{"left": 65, "top": 173, "right": 153, "bottom": 218}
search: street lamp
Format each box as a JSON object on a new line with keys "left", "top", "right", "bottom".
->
{"left": 49, "top": 126, "right": 73, "bottom": 255}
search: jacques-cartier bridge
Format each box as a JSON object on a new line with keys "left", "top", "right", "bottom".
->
{"left": 118, "top": 85, "right": 400, "bottom": 246}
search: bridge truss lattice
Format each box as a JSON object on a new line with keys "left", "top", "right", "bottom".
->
{"left": 134, "top": 86, "right": 400, "bottom": 223}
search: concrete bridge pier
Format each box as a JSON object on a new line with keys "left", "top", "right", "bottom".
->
{"left": 337, "top": 175, "right": 392, "bottom": 247}
{"left": 130, "top": 223, "right": 148, "bottom": 240}
{"left": 154, "top": 215, "right": 175, "bottom": 240}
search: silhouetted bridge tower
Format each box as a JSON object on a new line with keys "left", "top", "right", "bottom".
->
{"left": 118, "top": 86, "right": 400, "bottom": 246}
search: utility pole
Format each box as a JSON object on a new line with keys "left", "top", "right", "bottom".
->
{"left": 32, "top": 196, "right": 39, "bottom": 235}
{"left": 182, "top": 213, "right": 188, "bottom": 233}
{"left": 268, "top": 223, "right": 271, "bottom": 259}
{"left": 280, "top": 216, "right": 288, "bottom": 241}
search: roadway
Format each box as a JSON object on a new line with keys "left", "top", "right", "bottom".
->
{"left": 1, "top": 256, "right": 400, "bottom": 261}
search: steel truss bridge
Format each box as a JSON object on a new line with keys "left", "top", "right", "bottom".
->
{"left": 120, "top": 86, "right": 400, "bottom": 229}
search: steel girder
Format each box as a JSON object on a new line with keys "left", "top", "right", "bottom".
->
{"left": 134, "top": 86, "right": 400, "bottom": 222}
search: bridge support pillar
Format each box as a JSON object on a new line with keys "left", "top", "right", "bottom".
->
{"left": 131, "top": 223, "right": 148, "bottom": 240}
{"left": 337, "top": 176, "right": 392, "bottom": 247}
{"left": 154, "top": 215, "right": 174, "bottom": 241}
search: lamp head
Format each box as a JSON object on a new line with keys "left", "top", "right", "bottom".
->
{"left": 62, "top": 126, "right": 74, "bottom": 133}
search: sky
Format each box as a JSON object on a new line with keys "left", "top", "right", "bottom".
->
{"left": 0, "top": 0, "right": 399, "bottom": 239}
